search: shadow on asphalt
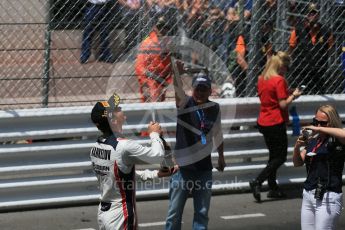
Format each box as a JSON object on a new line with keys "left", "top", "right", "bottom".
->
{"left": 250, "top": 185, "right": 304, "bottom": 204}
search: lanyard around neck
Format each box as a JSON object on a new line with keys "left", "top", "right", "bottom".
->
{"left": 311, "top": 138, "right": 325, "bottom": 153}
{"left": 195, "top": 107, "right": 206, "bottom": 145}
{"left": 195, "top": 109, "right": 205, "bottom": 129}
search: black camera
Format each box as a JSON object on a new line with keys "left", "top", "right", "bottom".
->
{"left": 302, "top": 129, "right": 312, "bottom": 141}
{"left": 314, "top": 178, "right": 325, "bottom": 200}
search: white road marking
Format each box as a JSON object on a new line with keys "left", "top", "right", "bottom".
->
{"left": 72, "top": 229, "right": 95, "bottom": 230}
{"left": 138, "top": 221, "right": 167, "bottom": 227}
{"left": 139, "top": 221, "right": 184, "bottom": 227}
{"left": 72, "top": 228, "right": 96, "bottom": 230}
{"left": 221, "top": 213, "right": 266, "bottom": 220}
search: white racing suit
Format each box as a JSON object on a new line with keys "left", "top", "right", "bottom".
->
{"left": 90, "top": 132, "right": 165, "bottom": 230}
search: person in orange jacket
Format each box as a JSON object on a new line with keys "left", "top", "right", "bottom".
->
{"left": 135, "top": 13, "right": 177, "bottom": 102}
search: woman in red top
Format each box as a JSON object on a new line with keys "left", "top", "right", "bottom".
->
{"left": 249, "top": 51, "right": 302, "bottom": 202}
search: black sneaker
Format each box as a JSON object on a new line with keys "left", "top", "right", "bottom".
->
{"left": 249, "top": 180, "right": 261, "bottom": 203}
{"left": 267, "top": 189, "right": 286, "bottom": 199}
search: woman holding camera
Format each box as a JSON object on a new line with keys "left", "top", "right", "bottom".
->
{"left": 293, "top": 104, "right": 345, "bottom": 230}
{"left": 249, "top": 51, "right": 302, "bottom": 202}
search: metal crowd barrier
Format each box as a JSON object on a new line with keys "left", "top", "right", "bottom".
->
{"left": 1, "top": 95, "right": 345, "bottom": 211}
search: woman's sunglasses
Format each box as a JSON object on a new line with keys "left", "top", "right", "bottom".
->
{"left": 311, "top": 118, "right": 328, "bottom": 127}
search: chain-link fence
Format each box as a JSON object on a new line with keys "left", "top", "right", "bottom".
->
{"left": 0, "top": 0, "right": 344, "bottom": 109}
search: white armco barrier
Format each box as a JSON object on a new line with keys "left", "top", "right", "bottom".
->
{"left": 0, "top": 95, "right": 345, "bottom": 211}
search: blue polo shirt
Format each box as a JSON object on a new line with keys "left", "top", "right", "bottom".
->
{"left": 175, "top": 97, "right": 221, "bottom": 171}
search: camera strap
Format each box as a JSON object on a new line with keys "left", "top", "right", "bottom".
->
{"left": 307, "top": 138, "right": 325, "bottom": 157}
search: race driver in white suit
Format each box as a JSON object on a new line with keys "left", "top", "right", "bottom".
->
{"left": 90, "top": 93, "right": 172, "bottom": 230}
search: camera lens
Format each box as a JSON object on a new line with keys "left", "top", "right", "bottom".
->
{"left": 302, "top": 129, "right": 312, "bottom": 140}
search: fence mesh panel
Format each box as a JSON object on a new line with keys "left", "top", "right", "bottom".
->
{"left": 0, "top": 0, "right": 344, "bottom": 109}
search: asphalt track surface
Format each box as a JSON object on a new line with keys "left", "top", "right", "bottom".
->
{"left": 1, "top": 187, "right": 345, "bottom": 230}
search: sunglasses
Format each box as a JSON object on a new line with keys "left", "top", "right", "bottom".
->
{"left": 312, "top": 118, "right": 328, "bottom": 127}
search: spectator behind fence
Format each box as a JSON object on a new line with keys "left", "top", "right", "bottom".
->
{"left": 165, "top": 71, "right": 225, "bottom": 230}
{"left": 289, "top": 3, "right": 334, "bottom": 94}
{"left": 90, "top": 93, "right": 173, "bottom": 229}
{"left": 258, "top": 0, "right": 277, "bottom": 70}
{"left": 262, "top": 0, "right": 276, "bottom": 23}
{"left": 249, "top": 51, "right": 302, "bottom": 202}
{"left": 208, "top": 0, "right": 234, "bottom": 63}
{"left": 259, "top": 21, "right": 275, "bottom": 71}
{"left": 183, "top": 0, "right": 209, "bottom": 65}
{"left": 80, "top": 0, "right": 116, "bottom": 64}
{"left": 220, "top": 0, "right": 252, "bottom": 64}
{"left": 287, "top": 0, "right": 298, "bottom": 27}
{"left": 202, "top": 6, "right": 226, "bottom": 56}
{"left": 118, "top": 0, "right": 141, "bottom": 55}
{"left": 229, "top": 22, "right": 250, "bottom": 97}
{"left": 227, "top": 0, "right": 252, "bottom": 21}
{"left": 228, "top": 20, "right": 273, "bottom": 97}
{"left": 293, "top": 104, "right": 345, "bottom": 230}
{"left": 146, "top": 0, "right": 178, "bottom": 25}
{"left": 135, "top": 12, "right": 177, "bottom": 102}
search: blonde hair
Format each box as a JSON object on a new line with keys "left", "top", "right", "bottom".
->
{"left": 317, "top": 105, "right": 343, "bottom": 128}
{"left": 261, "top": 51, "right": 291, "bottom": 80}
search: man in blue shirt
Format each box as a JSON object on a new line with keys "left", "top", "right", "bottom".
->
{"left": 165, "top": 68, "right": 226, "bottom": 229}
